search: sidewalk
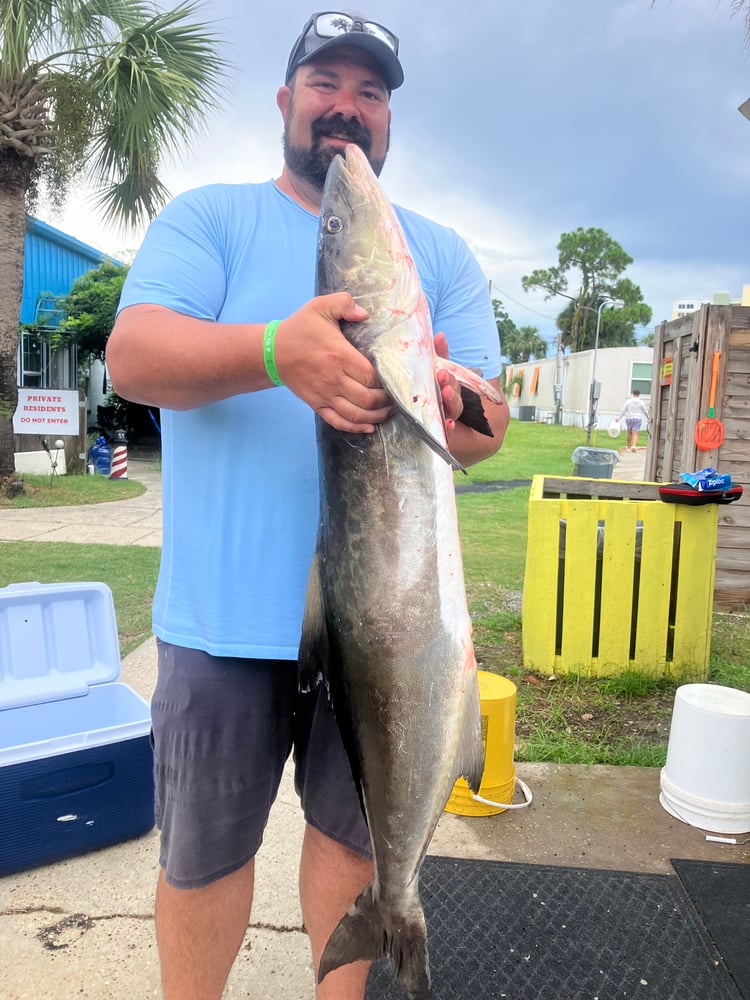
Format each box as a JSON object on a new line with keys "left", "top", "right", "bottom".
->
{"left": 611, "top": 442, "right": 647, "bottom": 481}
{"left": 0, "top": 458, "right": 162, "bottom": 547}
{"left": 1, "top": 445, "right": 746, "bottom": 999}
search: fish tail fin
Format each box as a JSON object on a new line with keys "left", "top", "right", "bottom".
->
{"left": 457, "top": 672, "right": 485, "bottom": 794}
{"left": 318, "top": 884, "right": 432, "bottom": 999}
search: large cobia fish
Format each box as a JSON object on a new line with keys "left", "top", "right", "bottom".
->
{"left": 298, "top": 143, "right": 502, "bottom": 998}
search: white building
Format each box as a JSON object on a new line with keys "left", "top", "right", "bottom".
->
{"left": 505, "top": 346, "right": 654, "bottom": 429}
{"left": 672, "top": 284, "right": 750, "bottom": 320}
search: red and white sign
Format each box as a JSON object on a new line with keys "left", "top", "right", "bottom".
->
{"left": 13, "top": 388, "right": 80, "bottom": 435}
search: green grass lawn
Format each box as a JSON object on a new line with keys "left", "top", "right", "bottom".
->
{"left": 0, "top": 472, "right": 145, "bottom": 508}
{"left": 461, "top": 420, "right": 613, "bottom": 483}
{"left": 0, "top": 542, "right": 160, "bottom": 659}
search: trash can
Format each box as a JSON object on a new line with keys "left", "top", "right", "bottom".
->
{"left": 522, "top": 476, "right": 719, "bottom": 681}
{"left": 572, "top": 446, "right": 619, "bottom": 479}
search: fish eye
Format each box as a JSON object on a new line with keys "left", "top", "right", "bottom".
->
{"left": 326, "top": 215, "right": 343, "bottom": 234}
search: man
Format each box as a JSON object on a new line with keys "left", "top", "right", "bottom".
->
{"left": 107, "top": 10, "right": 507, "bottom": 999}
{"left": 618, "top": 388, "right": 650, "bottom": 451}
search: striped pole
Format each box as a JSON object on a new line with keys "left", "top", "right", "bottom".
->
{"left": 109, "top": 441, "right": 128, "bottom": 479}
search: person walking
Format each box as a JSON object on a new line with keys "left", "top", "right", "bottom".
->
{"left": 619, "top": 389, "right": 650, "bottom": 451}
{"left": 106, "top": 10, "right": 507, "bottom": 1000}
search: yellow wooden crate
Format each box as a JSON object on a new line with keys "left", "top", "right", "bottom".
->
{"left": 522, "top": 476, "right": 718, "bottom": 681}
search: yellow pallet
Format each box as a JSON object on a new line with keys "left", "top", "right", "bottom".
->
{"left": 522, "top": 476, "right": 718, "bottom": 681}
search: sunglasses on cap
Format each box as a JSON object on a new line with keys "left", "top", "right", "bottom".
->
{"left": 286, "top": 11, "right": 403, "bottom": 90}
{"left": 309, "top": 12, "right": 398, "bottom": 54}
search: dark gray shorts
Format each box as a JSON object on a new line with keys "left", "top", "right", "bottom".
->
{"left": 151, "top": 639, "right": 371, "bottom": 889}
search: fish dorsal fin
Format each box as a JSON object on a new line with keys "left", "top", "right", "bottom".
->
{"left": 455, "top": 672, "right": 485, "bottom": 794}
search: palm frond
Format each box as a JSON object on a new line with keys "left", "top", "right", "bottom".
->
{"left": 82, "top": 3, "right": 226, "bottom": 224}
{"left": 91, "top": 162, "right": 171, "bottom": 231}
{"left": 1, "top": 1, "right": 227, "bottom": 227}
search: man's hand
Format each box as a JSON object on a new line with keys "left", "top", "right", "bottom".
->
{"left": 434, "top": 331, "right": 464, "bottom": 431}
{"left": 273, "top": 293, "right": 395, "bottom": 433}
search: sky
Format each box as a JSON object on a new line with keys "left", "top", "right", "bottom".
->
{"left": 50, "top": 0, "right": 750, "bottom": 349}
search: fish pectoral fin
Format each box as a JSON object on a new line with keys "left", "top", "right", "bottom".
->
{"left": 298, "top": 549, "right": 330, "bottom": 693}
{"left": 394, "top": 399, "right": 465, "bottom": 472}
{"left": 458, "top": 385, "right": 493, "bottom": 437}
{"left": 456, "top": 673, "right": 486, "bottom": 794}
{"left": 318, "top": 884, "right": 431, "bottom": 1000}
{"left": 435, "top": 357, "right": 503, "bottom": 405}
{"left": 372, "top": 352, "right": 465, "bottom": 473}
{"left": 436, "top": 358, "right": 503, "bottom": 438}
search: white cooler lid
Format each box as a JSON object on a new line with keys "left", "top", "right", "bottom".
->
{"left": 0, "top": 582, "right": 121, "bottom": 711}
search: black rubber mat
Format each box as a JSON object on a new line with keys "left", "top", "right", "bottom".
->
{"left": 672, "top": 858, "right": 750, "bottom": 999}
{"left": 365, "top": 856, "right": 743, "bottom": 1000}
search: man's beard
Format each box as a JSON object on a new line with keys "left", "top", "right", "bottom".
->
{"left": 283, "top": 112, "right": 388, "bottom": 189}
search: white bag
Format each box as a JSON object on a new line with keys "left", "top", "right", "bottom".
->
{"left": 607, "top": 417, "right": 621, "bottom": 438}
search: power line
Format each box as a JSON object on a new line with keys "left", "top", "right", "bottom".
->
{"left": 490, "top": 283, "right": 559, "bottom": 321}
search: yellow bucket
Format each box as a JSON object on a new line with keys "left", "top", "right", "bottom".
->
{"left": 445, "top": 671, "right": 517, "bottom": 817}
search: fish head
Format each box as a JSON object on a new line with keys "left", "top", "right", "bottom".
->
{"left": 317, "top": 143, "right": 422, "bottom": 350}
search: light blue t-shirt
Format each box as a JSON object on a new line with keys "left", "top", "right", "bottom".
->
{"left": 118, "top": 180, "right": 501, "bottom": 658}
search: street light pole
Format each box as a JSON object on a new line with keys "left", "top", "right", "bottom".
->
{"left": 585, "top": 298, "right": 625, "bottom": 445}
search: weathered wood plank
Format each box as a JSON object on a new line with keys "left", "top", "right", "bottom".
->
{"left": 726, "top": 351, "right": 750, "bottom": 375}
{"left": 729, "top": 312, "right": 750, "bottom": 334}
{"left": 714, "top": 590, "right": 750, "bottom": 611}
{"left": 540, "top": 477, "right": 662, "bottom": 501}
{"left": 718, "top": 502, "right": 750, "bottom": 531}
{"left": 714, "top": 436, "right": 750, "bottom": 463}
{"left": 716, "top": 546, "right": 750, "bottom": 571}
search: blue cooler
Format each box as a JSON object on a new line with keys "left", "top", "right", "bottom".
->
{"left": 0, "top": 582, "right": 154, "bottom": 875}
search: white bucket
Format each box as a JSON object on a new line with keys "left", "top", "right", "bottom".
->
{"left": 660, "top": 683, "right": 750, "bottom": 834}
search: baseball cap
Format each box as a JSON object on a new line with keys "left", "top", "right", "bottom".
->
{"left": 285, "top": 10, "right": 404, "bottom": 91}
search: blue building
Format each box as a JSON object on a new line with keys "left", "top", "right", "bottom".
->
{"left": 18, "top": 218, "right": 111, "bottom": 434}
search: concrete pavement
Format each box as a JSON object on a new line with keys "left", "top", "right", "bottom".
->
{"left": 1, "top": 445, "right": 747, "bottom": 999}
{"left": 0, "top": 459, "right": 163, "bottom": 547}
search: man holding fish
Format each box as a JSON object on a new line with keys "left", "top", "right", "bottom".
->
{"left": 108, "top": 9, "right": 507, "bottom": 999}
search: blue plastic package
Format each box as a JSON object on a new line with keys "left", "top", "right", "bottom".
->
{"left": 679, "top": 467, "right": 732, "bottom": 492}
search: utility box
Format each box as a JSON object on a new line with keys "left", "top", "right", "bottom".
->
{"left": 0, "top": 582, "right": 154, "bottom": 875}
{"left": 522, "top": 476, "right": 719, "bottom": 681}
{"left": 517, "top": 406, "right": 536, "bottom": 422}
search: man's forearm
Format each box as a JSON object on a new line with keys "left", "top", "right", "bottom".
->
{"left": 106, "top": 304, "right": 272, "bottom": 410}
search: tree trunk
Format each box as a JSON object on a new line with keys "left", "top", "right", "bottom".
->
{"left": 0, "top": 151, "right": 33, "bottom": 477}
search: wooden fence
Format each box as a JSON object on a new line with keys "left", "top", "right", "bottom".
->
{"left": 645, "top": 305, "right": 749, "bottom": 610}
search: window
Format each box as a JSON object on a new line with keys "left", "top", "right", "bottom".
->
{"left": 19, "top": 331, "right": 49, "bottom": 387}
{"left": 530, "top": 366, "right": 541, "bottom": 395}
{"left": 631, "top": 362, "right": 652, "bottom": 397}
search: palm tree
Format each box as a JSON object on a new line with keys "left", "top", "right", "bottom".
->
{"left": 504, "top": 324, "right": 548, "bottom": 364}
{"left": 0, "top": 0, "right": 226, "bottom": 476}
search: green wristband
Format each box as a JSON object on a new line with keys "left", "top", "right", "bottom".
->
{"left": 263, "top": 320, "right": 283, "bottom": 387}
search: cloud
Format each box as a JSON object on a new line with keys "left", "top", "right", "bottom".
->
{"left": 43, "top": 0, "right": 748, "bottom": 342}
